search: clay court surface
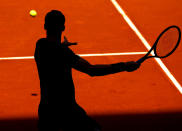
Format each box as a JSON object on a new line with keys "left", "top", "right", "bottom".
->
{"left": 0, "top": 0, "right": 182, "bottom": 130}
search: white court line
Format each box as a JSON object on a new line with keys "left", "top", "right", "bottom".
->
{"left": 111, "top": 0, "right": 182, "bottom": 94}
{"left": 79, "top": 52, "right": 146, "bottom": 57}
{"left": 0, "top": 52, "right": 146, "bottom": 60}
{"left": 0, "top": 56, "right": 34, "bottom": 60}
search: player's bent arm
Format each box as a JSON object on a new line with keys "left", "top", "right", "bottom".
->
{"left": 73, "top": 57, "right": 127, "bottom": 77}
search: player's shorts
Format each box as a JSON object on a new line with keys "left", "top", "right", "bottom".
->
{"left": 38, "top": 104, "right": 101, "bottom": 131}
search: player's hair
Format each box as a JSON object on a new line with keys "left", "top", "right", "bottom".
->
{"left": 44, "top": 10, "right": 65, "bottom": 31}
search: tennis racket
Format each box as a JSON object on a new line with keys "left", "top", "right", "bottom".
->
{"left": 62, "top": 36, "right": 77, "bottom": 46}
{"left": 137, "top": 25, "right": 181, "bottom": 64}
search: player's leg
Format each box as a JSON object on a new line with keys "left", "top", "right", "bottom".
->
{"left": 74, "top": 114, "right": 102, "bottom": 131}
{"left": 93, "top": 127, "right": 102, "bottom": 131}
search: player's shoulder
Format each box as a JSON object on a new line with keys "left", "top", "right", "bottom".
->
{"left": 36, "top": 38, "right": 47, "bottom": 44}
{"left": 65, "top": 46, "right": 80, "bottom": 60}
{"left": 63, "top": 45, "right": 75, "bottom": 53}
{"left": 36, "top": 38, "right": 49, "bottom": 48}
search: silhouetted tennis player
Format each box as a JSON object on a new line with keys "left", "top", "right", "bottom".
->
{"left": 34, "top": 10, "right": 140, "bottom": 131}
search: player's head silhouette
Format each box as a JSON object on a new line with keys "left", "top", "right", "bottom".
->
{"left": 44, "top": 10, "right": 65, "bottom": 34}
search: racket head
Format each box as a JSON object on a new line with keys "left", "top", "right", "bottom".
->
{"left": 154, "top": 25, "right": 181, "bottom": 58}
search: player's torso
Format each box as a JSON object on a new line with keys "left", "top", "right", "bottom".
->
{"left": 34, "top": 38, "right": 76, "bottom": 105}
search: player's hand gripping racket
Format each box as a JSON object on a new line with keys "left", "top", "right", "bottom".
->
{"left": 137, "top": 25, "right": 181, "bottom": 64}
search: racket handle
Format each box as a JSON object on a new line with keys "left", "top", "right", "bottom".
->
{"left": 136, "top": 57, "right": 145, "bottom": 64}
{"left": 62, "top": 43, "right": 78, "bottom": 46}
{"left": 63, "top": 36, "right": 78, "bottom": 46}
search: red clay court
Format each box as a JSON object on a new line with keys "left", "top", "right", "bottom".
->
{"left": 0, "top": 0, "right": 182, "bottom": 130}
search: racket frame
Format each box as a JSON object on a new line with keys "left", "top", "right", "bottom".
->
{"left": 137, "top": 25, "right": 181, "bottom": 64}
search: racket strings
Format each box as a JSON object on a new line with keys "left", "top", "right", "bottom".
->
{"left": 155, "top": 28, "right": 180, "bottom": 57}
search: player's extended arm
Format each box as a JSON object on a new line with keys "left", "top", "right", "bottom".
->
{"left": 73, "top": 57, "right": 140, "bottom": 77}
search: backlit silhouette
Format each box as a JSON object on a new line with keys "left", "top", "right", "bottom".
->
{"left": 34, "top": 10, "right": 140, "bottom": 131}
